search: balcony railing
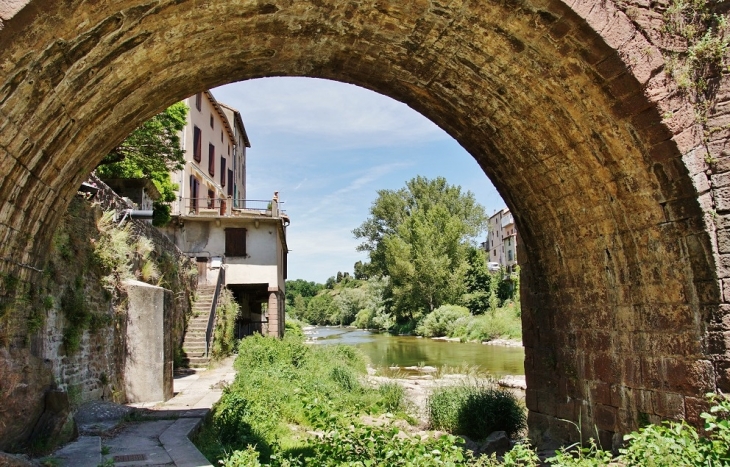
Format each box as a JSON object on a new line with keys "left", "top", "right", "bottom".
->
{"left": 174, "top": 198, "right": 285, "bottom": 217}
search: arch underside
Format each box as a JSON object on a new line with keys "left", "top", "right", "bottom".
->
{"left": 0, "top": 0, "right": 725, "bottom": 448}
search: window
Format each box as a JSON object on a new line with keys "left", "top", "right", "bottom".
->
{"left": 193, "top": 126, "right": 202, "bottom": 162}
{"left": 189, "top": 176, "right": 199, "bottom": 212}
{"left": 207, "top": 189, "right": 215, "bottom": 209}
{"left": 227, "top": 169, "right": 233, "bottom": 197}
{"left": 221, "top": 130, "right": 223, "bottom": 143}
{"left": 220, "top": 157, "right": 226, "bottom": 186}
{"left": 208, "top": 144, "right": 215, "bottom": 176}
{"left": 195, "top": 93, "right": 202, "bottom": 111}
{"left": 225, "top": 228, "right": 247, "bottom": 257}
{"left": 210, "top": 114, "right": 214, "bottom": 128}
{"left": 508, "top": 250, "right": 513, "bottom": 261}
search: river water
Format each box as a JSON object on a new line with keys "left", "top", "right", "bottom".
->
{"left": 306, "top": 326, "right": 525, "bottom": 377}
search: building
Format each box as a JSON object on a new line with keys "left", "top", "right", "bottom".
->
{"left": 485, "top": 207, "right": 518, "bottom": 273}
{"left": 162, "top": 91, "right": 289, "bottom": 338}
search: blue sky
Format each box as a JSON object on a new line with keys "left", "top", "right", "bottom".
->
{"left": 212, "top": 78, "right": 505, "bottom": 283}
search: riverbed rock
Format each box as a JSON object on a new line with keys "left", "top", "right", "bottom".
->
{"left": 463, "top": 431, "right": 512, "bottom": 457}
{"left": 482, "top": 339, "right": 523, "bottom": 347}
{"left": 498, "top": 375, "right": 527, "bottom": 390}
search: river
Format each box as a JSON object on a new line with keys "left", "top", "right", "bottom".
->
{"left": 305, "top": 326, "right": 525, "bottom": 377}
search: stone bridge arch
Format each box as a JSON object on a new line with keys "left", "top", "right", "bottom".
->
{"left": 1, "top": 0, "right": 729, "bottom": 449}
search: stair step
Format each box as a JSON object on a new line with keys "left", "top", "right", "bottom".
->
{"left": 186, "top": 357, "right": 211, "bottom": 366}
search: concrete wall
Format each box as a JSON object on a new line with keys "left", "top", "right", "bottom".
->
{"left": 164, "top": 217, "right": 285, "bottom": 290}
{"left": 123, "top": 280, "right": 173, "bottom": 403}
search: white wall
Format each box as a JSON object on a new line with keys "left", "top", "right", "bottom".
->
{"left": 166, "top": 218, "right": 285, "bottom": 289}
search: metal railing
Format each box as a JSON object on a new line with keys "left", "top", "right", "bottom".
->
{"left": 175, "top": 198, "right": 286, "bottom": 217}
{"left": 205, "top": 267, "right": 225, "bottom": 357}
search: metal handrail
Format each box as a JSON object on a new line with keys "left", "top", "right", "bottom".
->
{"left": 205, "top": 267, "right": 225, "bottom": 357}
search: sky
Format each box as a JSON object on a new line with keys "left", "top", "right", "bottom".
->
{"left": 212, "top": 77, "right": 505, "bottom": 283}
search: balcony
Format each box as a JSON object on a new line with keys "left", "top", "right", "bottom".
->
{"left": 174, "top": 198, "right": 287, "bottom": 220}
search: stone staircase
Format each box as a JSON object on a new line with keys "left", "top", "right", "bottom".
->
{"left": 181, "top": 285, "right": 217, "bottom": 368}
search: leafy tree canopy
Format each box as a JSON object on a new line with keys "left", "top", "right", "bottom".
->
{"left": 96, "top": 102, "right": 188, "bottom": 204}
{"left": 353, "top": 176, "right": 488, "bottom": 320}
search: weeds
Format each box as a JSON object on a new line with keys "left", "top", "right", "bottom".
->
{"left": 211, "top": 289, "right": 240, "bottom": 359}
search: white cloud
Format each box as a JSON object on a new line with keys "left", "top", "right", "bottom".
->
{"left": 212, "top": 78, "right": 446, "bottom": 150}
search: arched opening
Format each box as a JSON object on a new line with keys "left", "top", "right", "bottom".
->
{"left": 0, "top": 0, "right": 725, "bottom": 450}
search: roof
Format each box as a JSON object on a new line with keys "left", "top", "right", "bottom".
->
{"left": 204, "top": 91, "right": 236, "bottom": 145}
{"left": 219, "top": 102, "right": 251, "bottom": 148}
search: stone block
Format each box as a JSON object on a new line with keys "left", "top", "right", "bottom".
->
{"left": 591, "top": 381, "right": 613, "bottom": 406}
{"left": 654, "top": 392, "right": 685, "bottom": 419}
{"left": 594, "top": 404, "right": 618, "bottom": 431}
{"left": 715, "top": 360, "right": 730, "bottom": 392}
{"left": 665, "top": 358, "right": 715, "bottom": 394}
{"left": 684, "top": 396, "right": 709, "bottom": 429}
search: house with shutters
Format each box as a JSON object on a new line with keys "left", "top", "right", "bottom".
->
{"left": 161, "top": 90, "right": 289, "bottom": 338}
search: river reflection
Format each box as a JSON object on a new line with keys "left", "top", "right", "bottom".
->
{"left": 306, "top": 327, "right": 525, "bottom": 377}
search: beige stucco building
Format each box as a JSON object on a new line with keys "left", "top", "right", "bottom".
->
{"left": 485, "top": 207, "right": 518, "bottom": 273}
{"left": 162, "top": 91, "right": 289, "bottom": 338}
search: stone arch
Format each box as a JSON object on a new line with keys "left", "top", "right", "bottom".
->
{"left": 1, "top": 0, "right": 728, "bottom": 449}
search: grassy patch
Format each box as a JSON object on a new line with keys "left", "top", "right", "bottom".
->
{"left": 195, "top": 334, "right": 408, "bottom": 464}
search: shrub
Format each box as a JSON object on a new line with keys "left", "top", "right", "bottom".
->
{"left": 378, "top": 382, "right": 407, "bottom": 413}
{"left": 284, "top": 318, "right": 304, "bottom": 337}
{"left": 428, "top": 384, "right": 526, "bottom": 439}
{"left": 416, "top": 304, "right": 470, "bottom": 337}
{"left": 329, "top": 365, "right": 360, "bottom": 392}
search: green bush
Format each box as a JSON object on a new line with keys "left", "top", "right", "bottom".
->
{"left": 378, "top": 382, "right": 407, "bottom": 413}
{"left": 428, "top": 384, "right": 526, "bottom": 439}
{"left": 285, "top": 317, "right": 305, "bottom": 337}
{"left": 416, "top": 305, "right": 471, "bottom": 337}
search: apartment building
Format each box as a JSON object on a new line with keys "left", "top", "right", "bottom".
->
{"left": 161, "top": 90, "right": 288, "bottom": 338}
{"left": 170, "top": 91, "right": 249, "bottom": 216}
{"left": 485, "top": 207, "right": 518, "bottom": 273}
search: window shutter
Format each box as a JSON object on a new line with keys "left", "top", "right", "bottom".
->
{"left": 221, "top": 157, "right": 227, "bottom": 186}
{"left": 225, "top": 228, "right": 247, "bottom": 257}
{"left": 193, "top": 126, "right": 202, "bottom": 162}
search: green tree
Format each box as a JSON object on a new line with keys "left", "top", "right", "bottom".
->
{"left": 304, "top": 293, "right": 338, "bottom": 325}
{"left": 461, "top": 247, "right": 492, "bottom": 315}
{"left": 285, "top": 279, "right": 323, "bottom": 306}
{"left": 353, "top": 260, "right": 368, "bottom": 280}
{"left": 354, "top": 177, "right": 487, "bottom": 324}
{"left": 353, "top": 176, "right": 486, "bottom": 275}
{"left": 96, "top": 102, "right": 188, "bottom": 226}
